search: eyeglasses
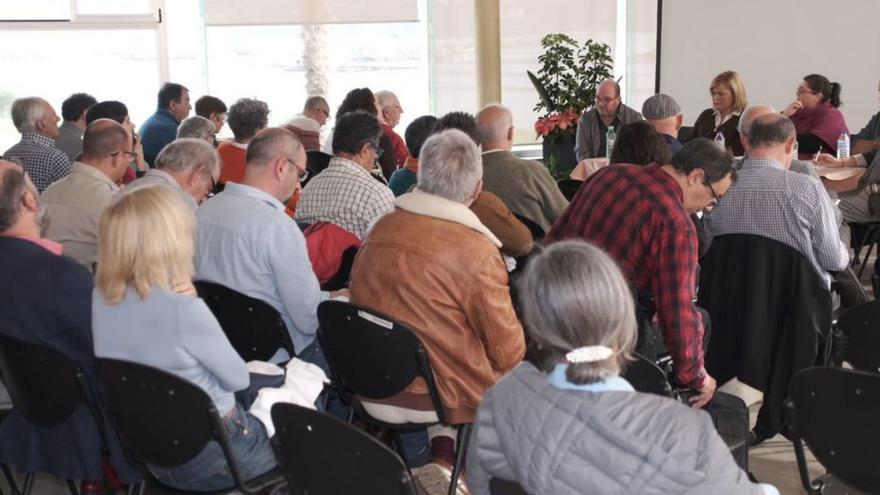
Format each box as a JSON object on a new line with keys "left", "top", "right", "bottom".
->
{"left": 370, "top": 142, "right": 385, "bottom": 159}
{"left": 704, "top": 180, "right": 721, "bottom": 205}
{"left": 285, "top": 158, "right": 309, "bottom": 182}
{"left": 596, "top": 96, "right": 619, "bottom": 104}
{"left": 316, "top": 108, "right": 330, "bottom": 117}
{"left": 796, "top": 87, "right": 817, "bottom": 96}
{"left": 112, "top": 150, "right": 138, "bottom": 159}
{"left": 203, "top": 171, "right": 217, "bottom": 202}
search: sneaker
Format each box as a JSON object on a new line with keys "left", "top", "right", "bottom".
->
{"left": 413, "top": 462, "right": 470, "bottom": 495}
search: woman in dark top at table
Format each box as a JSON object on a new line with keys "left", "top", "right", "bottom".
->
{"left": 692, "top": 70, "right": 748, "bottom": 156}
{"left": 782, "top": 74, "right": 849, "bottom": 159}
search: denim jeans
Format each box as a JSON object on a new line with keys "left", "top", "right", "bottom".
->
{"left": 149, "top": 403, "right": 276, "bottom": 491}
{"left": 298, "top": 339, "right": 351, "bottom": 420}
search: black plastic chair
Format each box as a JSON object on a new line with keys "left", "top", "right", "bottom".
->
{"left": 788, "top": 367, "right": 880, "bottom": 494}
{"left": 555, "top": 179, "right": 583, "bottom": 201}
{"left": 0, "top": 334, "right": 112, "bottom": 495}
{"left": 489, "top": 478, "right": 528, "bottom": 495}
{"left": 304, "top": 150, "right": 332, "bottom": 187}
{"left": 622, "top": 353, "right": 676, "bottom": 398}
{"left": 95, "top": 358, "right": 284, "bottom": 495}
{"left": 834, "top": 300, "right": 880, "bottom": 373}
{"left": 848, "top": 221, "right": 880, "bottom": 279}
{"left": 194, "top": 281, "right": 295, "bottom": 361}
{"left": 271, "top": 403, "right": 421, "bottom": 495}
{"left": 316, "top": 300, "right": 471, "bottom": 495}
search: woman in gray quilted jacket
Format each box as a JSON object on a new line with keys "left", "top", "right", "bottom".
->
{"left": 465, "top": 240, "right": 777, "bottom": 495}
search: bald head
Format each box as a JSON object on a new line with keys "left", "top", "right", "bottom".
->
{"left": 243, "top": 127, "right": 306, "bottom": 203}
{"left": 82, "top": 119, "right": 130, "bottom": 160}
{"left": 476, "top": 104, "right": 514, "bottom": 151}
{"left": 596, "top": 80, "right": 622, "bottom": 118}
{"left": 738, "top": 105, "right": 776, "bottom": 137}
{"left": 375, "top": 90, "right": 403, "bottom": 127}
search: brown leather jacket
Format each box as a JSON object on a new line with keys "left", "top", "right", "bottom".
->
{"left": 350, "top": 191, "right": 526, "bottom": 424}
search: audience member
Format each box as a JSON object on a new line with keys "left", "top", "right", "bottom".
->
{"left": 177, "top": 115, "right": 216, "bottom": 143}
{"left": 739, "top": 105, "right": 821, "bottom": 180}
{"left": 783, "top": 74, "right": 848, "bottom": 158}
{"left": 283, "top": 117, "right": 321, "bottom": 152}
{"left": 642, "top": 93, "right": 684, "bottom": 154}
{"left": 465, "top": 240, "right": 775, "bottom": 495}
{"left": 140, "top": 82, "right": 191, "bottom": 167}
{"left": 434, "top": 111, "right": 534, "bottom": 257}
{"left": 608, "top": 121, "right": 671, "bottom": 166}
{"left": 120, "top": 138, "right": 219, "bottom": 211}
{"left": 298, "top": 95, "right": 331, "bottom": 128}
{"left": 547, "top": 139, "right": 737, "bottom": 408}
{"left": 350, "top": 129, "right": 525, "bottom": 482}
{"left": 55, "top": 92, "right": 97, "bottom": 161}
{"left": 574, "top": 79, "right": 642, "bottom": 160}
{"left": 4, "top": 97, "right": 70, "bottom": 193}
{"left": 217, "top": 98, "right": 269, "bottom": 184}
{"left": 197, "top": 128, "right": 335, "bottom": 363}
{"left": 0, "top": 160, "right": 138, "bottom": 490}
{"left": 692, "top": 70, "right": 748, "bottom": 156}
{"left": 851, "top": 79, "right": 880, "bottom": 155}
{"left": 86, "top": 100, "right": 147, "bottom": 183}
{"left": 477, "top": 104, "right": 568, "bottom": 232}
{"left": 41, "top": 120, "right": 132, "bottom": 269}
{"left": 388, "top": 115, "right": 437, "bottom": 196}
{"left": 194, "top": 95, "right": 228, "bottom": 135}
{"left": 296, "top": 111, "right": 395, "bottom": 239}
{"left": 322, "top": 88, "right": 397, "bottom": 180}
{"left": 706, "top": 113, "right": 848, "bottom": 288}
{"left": 375, "top": 90, "right": 409, "bottom": 167}
{"left": 92, "top": 185, "right": 276, "bottom": 491}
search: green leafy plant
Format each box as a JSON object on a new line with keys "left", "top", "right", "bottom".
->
{"left": 528, "top": 33, "right": 614, "bottom": 119}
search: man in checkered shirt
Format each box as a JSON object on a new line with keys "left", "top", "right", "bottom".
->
{"left": 295, "top": 111, "right": 394, "bottom": 239}
{"left": 547, "top": 138, "right": 736, "bottom": 408}
{"left": 3, "top": 97, "right": 71, "bottom": 193}
{"left": 706, "top": 112, "right": 848, "bottom": 288}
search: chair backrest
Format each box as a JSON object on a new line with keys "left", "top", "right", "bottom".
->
{"left": 789, "top": 367, "right": 880, "bottom": 493}
{"left": 0, "top": 333, "right": 90, "bottom": 427}
{"left": 271, "top": 403, "right": 418, "bottom": 495}
{"left": 490, "top": 478, "right": 529, "bottom": 495}
{"left": 835, "top": 300, "right": 880, "bottom": 373}
{"left": 622, "top": 353, "right": 674, "bottom": 398}
{"left": 555, "top": 179, "right": 583, "bottom": 202}
{"left": 95, "top": 358, "right": 221, "bottom": 468}
{"left": 305, "top": 150, "right": 332, "bottom": 182}
{"left": 194, "top": 281, "right": 295, "bottom": 361}
{"left": 316, "top": 300, "right": 446, "bottom": 421}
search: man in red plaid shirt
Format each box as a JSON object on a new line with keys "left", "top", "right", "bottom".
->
{"left": 546, "top": 138, "right": 736, "bottom": 408}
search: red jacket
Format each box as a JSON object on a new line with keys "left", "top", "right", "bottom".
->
{"left": 304, "top": 222, "right": 360, "bottom": 284}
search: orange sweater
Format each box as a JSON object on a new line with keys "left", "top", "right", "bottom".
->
{"left": 217, "top": 141, "right": 248, "bottom": 184}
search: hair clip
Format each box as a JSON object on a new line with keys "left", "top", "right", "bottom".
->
{"left": 565, "top": 345, "right": 614, "bottom": 364}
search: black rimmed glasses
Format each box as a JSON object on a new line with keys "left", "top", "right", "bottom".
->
{"left": 704, "top": 180, "right": 721, "bottom": 205}
{"left": 285, "top": 158, "right": 309, "bottom": 183}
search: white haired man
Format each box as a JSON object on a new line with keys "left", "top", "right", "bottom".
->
{"left": 375, "top": 90, "right": 408, "bottom": 167}
{"left": 476, "top": 104, "right": 568, "bottom": 232}
{"left": 4, "top": 97, "right": 71, "bottom": 192}
{"left": 350, "top": 129, "right": 526, "bottom": 486}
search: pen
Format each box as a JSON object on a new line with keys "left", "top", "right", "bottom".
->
{"left": 814, "top": 146, "right": 823, "bottom": 163}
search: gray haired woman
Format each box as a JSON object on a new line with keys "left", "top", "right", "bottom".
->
{"left": 465, "top": 240, "right": 777, "bottom": 495}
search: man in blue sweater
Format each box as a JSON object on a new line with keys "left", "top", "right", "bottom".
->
{"left": 140, "top": 82, "right": 191, "bottom": 167}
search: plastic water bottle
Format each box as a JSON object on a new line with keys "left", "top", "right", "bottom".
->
{"left": 837, "top": 131, "right": 850, "bottom": 160}
{"left": 714, "top": 131, "right": 726, "bottom": 150}
{"left": 791, "top": 140, "right": 799, "bottom": 161}
{"left": 606, "top": 126, "right": 616, "bottom": 157}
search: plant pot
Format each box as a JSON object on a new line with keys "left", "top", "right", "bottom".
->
{"left": 542, "top": 133, "right": 577, "bottom": 179}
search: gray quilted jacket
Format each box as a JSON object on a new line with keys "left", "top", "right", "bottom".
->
{"left": 466, "top": 362, "right": 764, "bottom": 495}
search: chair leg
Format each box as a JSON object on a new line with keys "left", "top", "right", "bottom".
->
{"left": 448, "top": 424, "right": 472, "bottom": 495}
{"left": 19, "top": 475, "right": 33, "bottom": 495}
{"left": 858, "top": 239, "right": 878, "bottom": 279}
{"left": 65, "top": 479, "right": 79, "bottom": 495}
{"left": 391, "top": 432, "right": 415, "bottom": 477}
{"left": 1, "top": 465, "right": 20, "bottom": 495}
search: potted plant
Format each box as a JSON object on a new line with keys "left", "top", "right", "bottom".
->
{"left": 528, "top": 33, "right": 614, "bottom": 179}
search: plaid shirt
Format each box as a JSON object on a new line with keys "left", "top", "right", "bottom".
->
{"left": 705, "top": 157, "right": 848, "bottom": 288}
{"left": 295, "top": 157, "right": 395, "bottom": 239}
{"left": 546, "top": 164, "right": 706, "bottom": 389}
{"left": 4, "top": 133, "right": 71, "bottom": 193}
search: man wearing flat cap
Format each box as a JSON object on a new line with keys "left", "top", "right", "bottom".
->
{"left": 642, "top": 93, "right": 684, "bottom": 155}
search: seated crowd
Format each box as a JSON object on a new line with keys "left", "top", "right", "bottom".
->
{"left": 0, "top": 68, "right": 876, "bottom": 494}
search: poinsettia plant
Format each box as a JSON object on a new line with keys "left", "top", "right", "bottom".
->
{"left": 534, "top": 109, "right": 580, "bottom": 140}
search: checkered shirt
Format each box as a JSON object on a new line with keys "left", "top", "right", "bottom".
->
{"left": 295, "top": 157, "right": 395, "bottom": 239}
{"left": 546, "top": 163, "right": 706, "bottom": 389}
{"left": 705, "top": 157, "right": 849, "bottom": 288}
{"left": 3, "top": 133, "right": 71, "bottom": 193}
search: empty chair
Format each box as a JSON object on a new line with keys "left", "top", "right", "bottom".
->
{"left": 96, "top": 358, "right": 284, "bottom": 494}
{"left": 271, "top": 403, "right": 420, "bottom": 495}
{"left": 788, "top": 367, "right": 880, "bottom": 494}
{"left": 0, "top": 334, "right": 113, "bottom": 495}
{"left": 194, "top": 281, "right": 295, "bottom": 361}
{"left": 834, "top": 300, "right": 880, "bottom": 373}
{"left": 317, "top": 300, "right": 471, "bottom": 495}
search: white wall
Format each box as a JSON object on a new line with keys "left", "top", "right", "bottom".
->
{"left": 659, "top": 0, "right": 880, "bottom": 131}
